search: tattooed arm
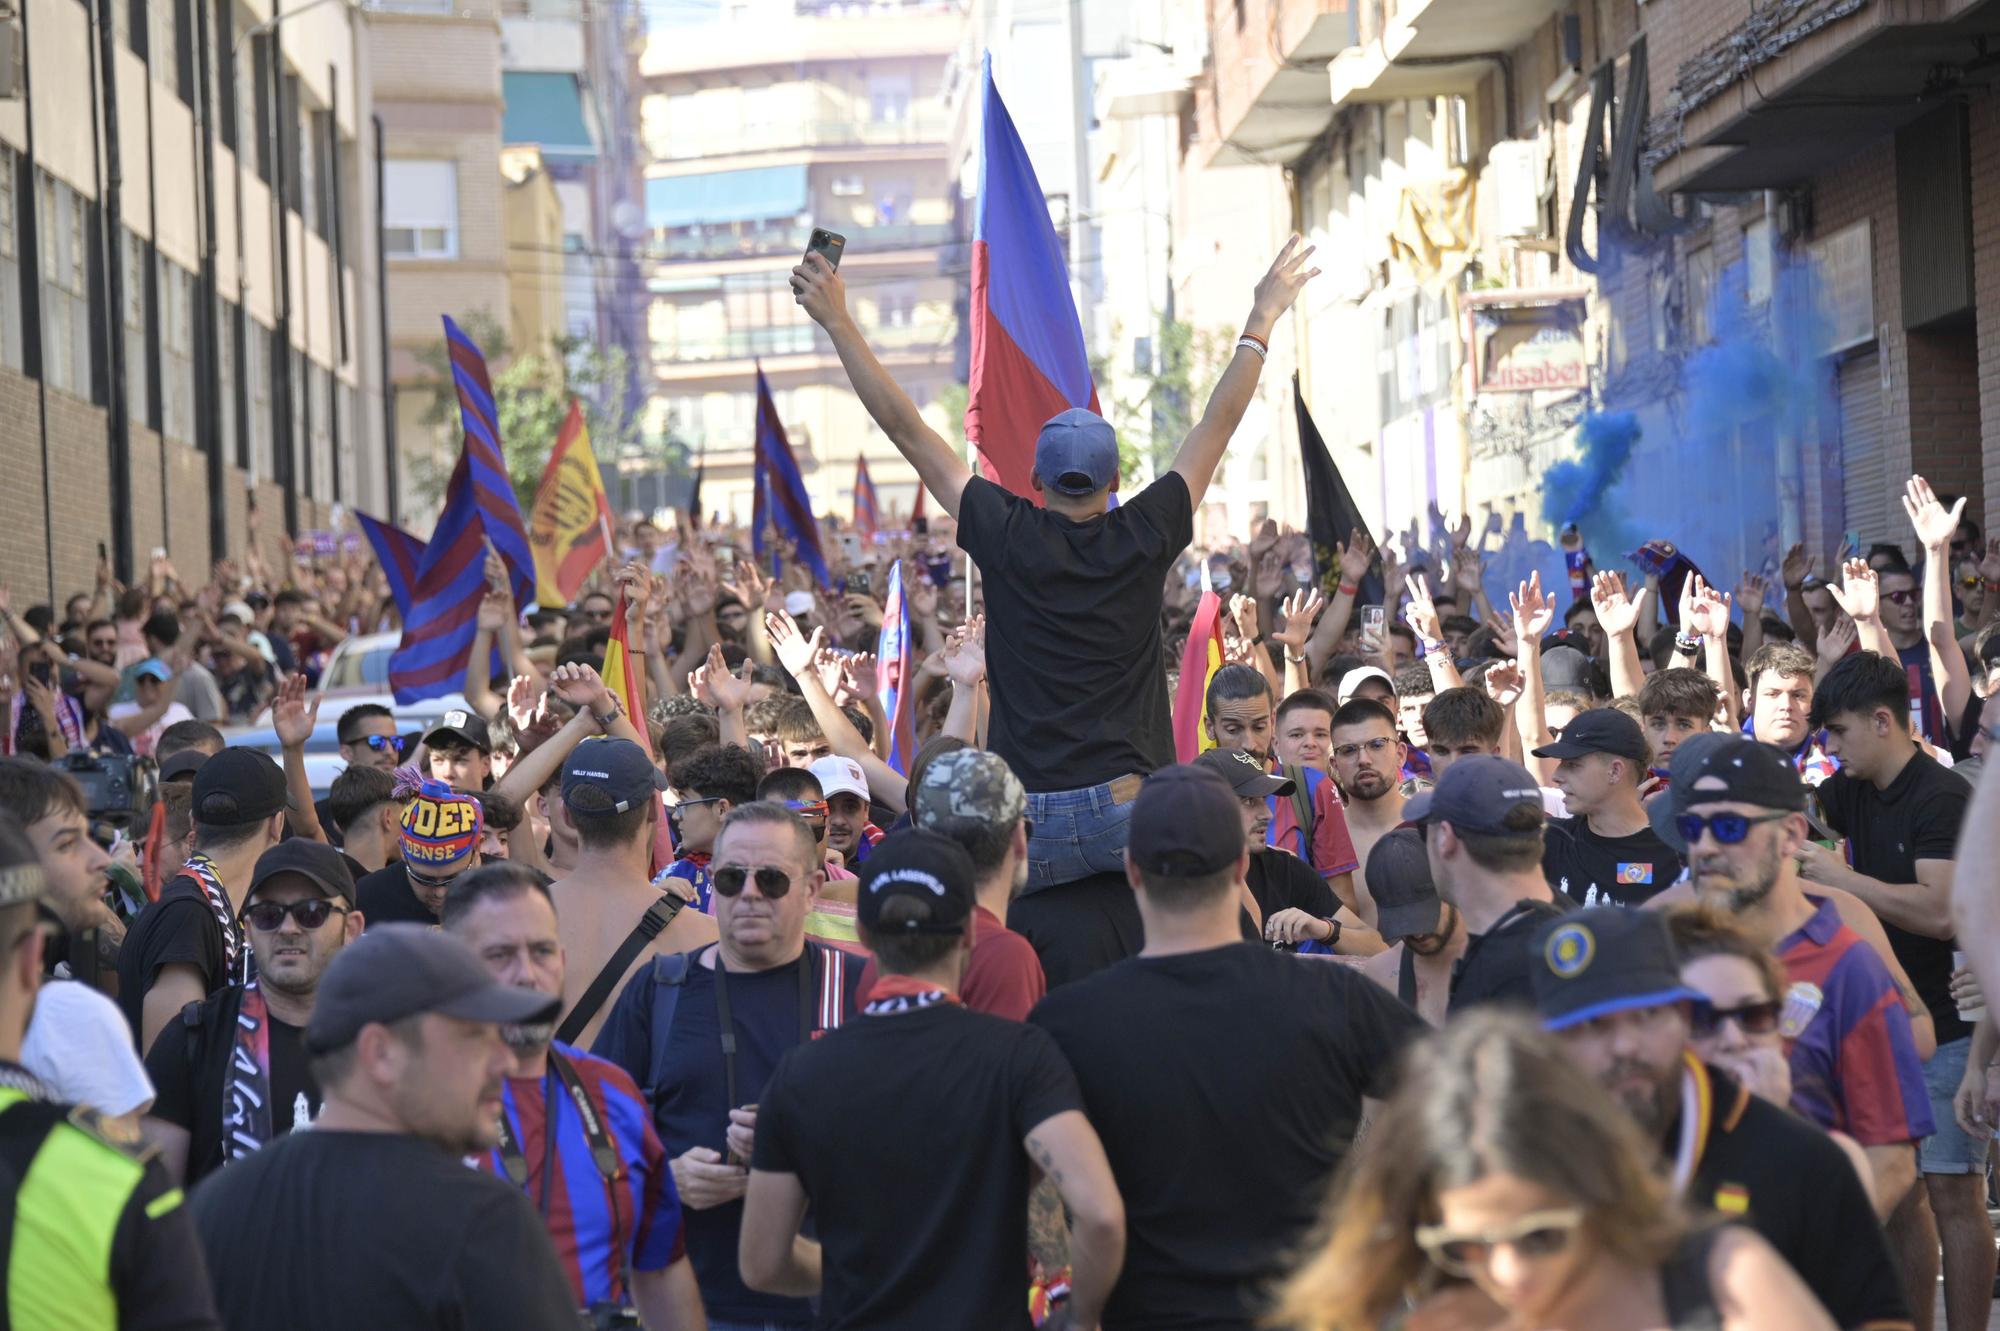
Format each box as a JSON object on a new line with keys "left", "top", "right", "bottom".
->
{"left": 1027, "top": 1177, "right": 1071, "bottom": 1295}
{"left": 1025, "top": 1112, "right": 1125, "bottom": 1331}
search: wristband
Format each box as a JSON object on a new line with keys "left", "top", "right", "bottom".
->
{"left": 1235, "top": 337, "right": 1267, "bottom": 362}
{"left": 1321, "top": 917, "right": 1342, "bottom": 947}
{"left": 591, "top": 699, "right": 624, "bottom": 730}
{"left": 1338, "top": 582, "right": 1360, "bottom": 597}
{"left": 1284, "top": 650, "right": 1308, "bottom": 665}
{"left": 1419, "top": 636, "right": 1443, "bottom": 658}
{"left": 1238, "top": 331, "right": 1268, "bottom": 355}
{"left": 1674, "top": 632, "right": 1702, "bottom": 655}
{"left": 1251, "top": 633, "right": 1265, "bottom": 646}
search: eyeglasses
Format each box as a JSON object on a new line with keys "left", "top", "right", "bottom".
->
{"left": 713, "top": 864, "right": 794, "bottom": 899}
{"left": 242, "top": 899, "right": 348, "bottom": 931}
{"left": 671, "top": 796, "right": 724, "bottom": 817}
{"left": 1332, "top": 737, "right": 1398, "bottom": 760}
{"left": 1883, "top": 588, "right": 1918, "bottom": 606}
{"left": 358, "top": 735, "right": 403, "bottom": 754}
{"left": 1690, "top": 998, "right": 1782, "bottom": 1038}
{"left": 1675, "top": 811, "right": 1790, "bottom": 846}
{"left": 1414, "top": 1208, "right": 1586, "bottom": 1277}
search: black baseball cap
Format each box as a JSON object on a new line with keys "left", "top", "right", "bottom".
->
{"left": 857, "top": 829, "right": 975, "bottom": 936}
{"left": 1531, "top": 907, "right": 1702, "bottom": 1031}
{"left": 191, "top": 748, "right": 290, "bottom": 827}
{"left": 1365, "top": 826, "right": 1439, "bottom": 941}
{"left": 1402, "top": 756, "right": 1547, "bottom": 835}
{"left": 423, "top": 709, "right": 492, "bottom": 754}
{"left": 561, "top": 736, "right": 669, "bottom": 815}
{"left": 1647, "top": 735, "right": 1806, "bottom": 852}
{"left": 1192, "top": 747, "right": 1294, "bottom": 799}
{"left": 159, "top": 749, "right": 209, "bottom": 783}
{"left": 248, "top": 839, "right": 356, "bottom": 908}
{"left": 1532, "top": 707, "right": 1650, "bottom": 765}
{"left": 1128, "top": 765, "right": 1245, "bottom": 877}
{"left": 305, "top": 923, "right": 560, "bottom": 1054}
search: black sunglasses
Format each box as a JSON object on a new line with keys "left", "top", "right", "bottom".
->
{"left": 713, "top": 865, "right": 794, "bottom": 899}
{"left": 1690, "top": 998, "right": 1782, "bottom": 1039}
{"left": 1675, "top": 811, "right": 1789, "bottom": 846}
{"left": 242, "top": 899, "right": 348, "bottom": 931}
{"left": 359, "top": 735, "right": 403, "bottom": 753}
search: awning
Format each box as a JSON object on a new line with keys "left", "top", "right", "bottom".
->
{"left": 502, "top": 72, "right": 597, "bottom": 163}
{"left": 646, "top": 165, "right": 809, "bottom": 230}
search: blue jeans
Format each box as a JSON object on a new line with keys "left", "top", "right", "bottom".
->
{"left": 1919, "top": 1035, "right": 1989, "bottom": 1174}
{"left": 1022, "top": 777, "right": 1139, "bottom": 894}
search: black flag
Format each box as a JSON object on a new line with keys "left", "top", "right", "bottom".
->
{"left": 1295, "top": 374, "right": 1384, "bottom": 607}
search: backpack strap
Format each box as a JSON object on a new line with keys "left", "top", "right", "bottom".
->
{"left": 642, "top": 949, "right": 698, "bottom": 1107}
{"left": 555, "top": 895, "right": 686, "bottom": 1047}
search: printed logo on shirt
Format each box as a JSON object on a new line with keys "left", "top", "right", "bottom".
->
{"left": 1714, "top": 1183, "right": 1750, "bottom": 1214}
{"left": 1779, "top": 981, "right": 1824, "bottom": 1039}
{"left": 1616, "top": 863, "right": 1653, "bottom": 885}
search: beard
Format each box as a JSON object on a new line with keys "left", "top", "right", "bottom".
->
{"left": 502, "top": 1021, "right": 556, "bottom": 1051}
{"left": 1347, "top": 769, "right": 1391, "bottom": 801}
{"left": 1607, "top": 1056, "right": 1681, "bottom": 1138}
{"left": 1693, "top": 837, "right": 1783, "bottom": 914}
{"left": 1405, "top": 907, "right": 1457, "bottom": 956}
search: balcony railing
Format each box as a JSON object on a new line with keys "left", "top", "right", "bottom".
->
{"left": 656, "top": 114, "right": 950, "bottom": 161}
{"left": 646, "top": 221, "right": 953, "bottom": 263}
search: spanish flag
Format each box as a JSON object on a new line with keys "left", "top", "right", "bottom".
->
{"left": 528, "top": 401, "right": 615, "bottom": 608}
{"left": 1173, "top": 586, "right": 1227, "bottom": 762}
{"left": 600, "top": 588, "right": 647, "bottom": 754}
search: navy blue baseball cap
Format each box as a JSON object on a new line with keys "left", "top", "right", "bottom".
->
{"left": 1129, "top": 764, "right": 1245, "bottom": 876}
{"left": 1033, "top": 408, "right": 1119, "bottom": 496}
{"left": 560, "top": 736, "right": 669, "bottom": 815}
{"left": 1532, "top": 907, "right": 1703, "bottom": 1032}
{"left": 1402, "top": 755, "right": 1547, "bottom": 835}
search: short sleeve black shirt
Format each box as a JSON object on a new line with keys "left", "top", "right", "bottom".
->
{"left": 1542, "top": 816, "right": 1683, "bottom": 908}
{"left": 754, "top": 1005, "right": 1083, "bottom": 1329}
{"left": 1449, "top": 897, "right": 1572, "bottom": 1013}
{"left": 354, "top": 863, "right": 437, "bottom": 927}
{"left": 954, "top": 472, "right": 1194, "bottom": 792}
{"left": 115, "top": 878, "right": 232, "bottom": 1053}
{"left": 1030, "top": 943, "right": 1424, "bottom": 1329}
{"left": 145, "top": 986, "right": 322, "bottom": 1185}
{"left": 1814, "top": 750, "right": 1971, "bottom": 1043}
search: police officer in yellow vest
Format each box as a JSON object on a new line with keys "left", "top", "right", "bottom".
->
{"left": 0, "top": 811, "right": 222, "bottom": 1330}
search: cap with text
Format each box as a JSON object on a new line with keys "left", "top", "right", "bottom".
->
{"left": 400, "top": 780, "right": 484, "bottom": 874}
{"left": 562, "top": 736, "right": 669, "bottom": 815}
{"left": 856, "top": 829, "right": 975, "bottom": 936}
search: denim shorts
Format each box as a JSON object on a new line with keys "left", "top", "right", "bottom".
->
{"left": 1021, "top": 777, "right": 1139, "bottom": 895}
{"left": 1919, "top": 1035, "right": 1990, "bottom": 1175}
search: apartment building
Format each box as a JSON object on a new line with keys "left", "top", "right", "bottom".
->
{"left": 639, "top": 0, "right": 961, "bottom": 525}
{"left": 0, "top": 0, "right": 381, "bottom": 597}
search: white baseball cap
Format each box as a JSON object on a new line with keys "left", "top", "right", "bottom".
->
{"left": 807, "top": 755, "right": 869, "bottom": 803}
{"left": 1336, "top": 665, "right": 1395, "bottom": 705}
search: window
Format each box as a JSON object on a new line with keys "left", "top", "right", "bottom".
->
{"left": 0, "top": 151, "right": 21, "bottom": 373}
{"left": 383, "top": 160, "right": 457, "bottom": 259}
{"left": 308, "top": 362, "right": 332, "bottom": 499}
{"left": 1686, "top": 244, "right": 1715, "bottom": 346}
{"left": 250, "top": 35, "right": 272, "bottom": 185}
{"left": 125, "top": 0, "right": 144, "bottom": 56}
{"left": 869, "top": 73, "right": 912, "bottom": 123}
{"left": 217, "top": 298, "right": 238, "bottom": 468}
{"left": 214, "top": 0, "right": 236, "bottom": 149}
{"left": 288, "top": 346, "right": 304, "bottom": 493}
{"left": 122, "top": 232, "right": 152, "bottom": 427}
{"left": 297, "top": 102, "right": 318, "bottom": 233}
{"left": 174, "top": 0, "right": 195, "bottom": 104}
{"left": 247, "top": 317, "right": 273, "bottom": 480}
{"left": 151, "top": 0, "right": 177, "bottom": 92}
{"left": 158, "top": 257, "right": 196, "bottom": 445}
{"left": 310, "top": 110, "right": 334, "bottom": 240}
{"left": 36, "top": 172, "right": 93, "bottom": 398}
{"left": 282, "top": 75, "right": 304, "bottom": 215}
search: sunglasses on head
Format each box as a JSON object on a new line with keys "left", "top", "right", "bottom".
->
{"left": 1675, "top": 810, "right": 1790, "bottom": 846}
{"left": 242, "top": 899, "right": 348, "bottom": 931}
{"left": 713, "top": 864, "right": 795, "bottom": 899}
{"left": 1415, "top": 1208, "right": 1585, "bottom": 1277}
{"left": 1689, "top": 998, "right": 1782, "bottom": 1039}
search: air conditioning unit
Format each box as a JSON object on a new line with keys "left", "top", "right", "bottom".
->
{"left": 0, "top": 17, "right": 21, "bottom": 102}
{"left": 1487, "top": 140, "right": 1544, "bottom": 239}
{"left": 830, "top": 175, "right": 864, "bottom": 197}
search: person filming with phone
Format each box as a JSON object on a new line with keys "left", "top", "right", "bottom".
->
{"left": 791, "top": 233, "right": 1319, "bottom": 898}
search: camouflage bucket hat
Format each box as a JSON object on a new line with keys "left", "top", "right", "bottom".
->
{"left": 913, "top": 749, "right": 1026, "bottom": 831}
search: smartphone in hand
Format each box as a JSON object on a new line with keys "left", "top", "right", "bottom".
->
{"left": 806, "top": 228, "right": 846, "bottom": 270}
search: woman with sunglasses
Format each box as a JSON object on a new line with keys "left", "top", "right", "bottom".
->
{"left": 1273, "top": 1011, "right": 1832, "bottom": 1331}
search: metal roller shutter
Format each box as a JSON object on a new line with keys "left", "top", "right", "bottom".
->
{"left": 1838, "top": 351, "right": 1893, "bottom": 551}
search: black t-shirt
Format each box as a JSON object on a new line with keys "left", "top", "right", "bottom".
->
{"left": 1238, "top": 847, "right": 1340, "bottom": 942}
{"left": 755, "top": 1004, "right": 1084, "bottom": 1329}
{"left": 1030, "top": 943, "right": 1424, "bottom": 1329}
{"left": 955, "top": 473, "right": 1193, "bottom": 792}
{"left": 1449, "top": 897, "right": 1572, "bottom": 1013}
{"left": 1542, "top": 816, "right": 1683, "bottom": 908}
{"left": 1686, "top": 1064, "right": 1908, "bottom": 1330}
{"left": 190, "top": 1130, "right": 576, "bottom": 1330}
{"left": 1005, "top": 871, "right": 1143, "bottom": 990}
{"left": 145, "top": 985, "right": 322, "bottom": 1185}
{"left": 354, "top": 862, "right": 437, "bottom": 927}
{"left": 115, "top": 877, "right": 238, "bottom": 1053}
{"left": 1815, "top": 750, "right": 1972, "bottom": 1043}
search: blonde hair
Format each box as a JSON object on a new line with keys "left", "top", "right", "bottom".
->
{"left": 1270, "top": 1010, "right": 1686, "bottom": 1330}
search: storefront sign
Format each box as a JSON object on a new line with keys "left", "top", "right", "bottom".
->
{"left": 1473, "top": 301, "right": 1588, "bottom": 394}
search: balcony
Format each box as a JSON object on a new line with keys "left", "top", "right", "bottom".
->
{"left": 1329, "top": 0, "right": 1566, "bottom": 104}
{"left": 1207, "top": 0, "right": 1355, "bottom": 166}
{"left": 645, "top": 220, "right": 952, "bottom": 264}
{"left": 654, "top": 114, "right": 949, "bottom": 161}
{"left": 655, "top": 317, "right": 950, "bottom": 365}
{"left": 640, "top": 4, "right": 961, "bottom": 79}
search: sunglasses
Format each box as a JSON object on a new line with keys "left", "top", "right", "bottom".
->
{"left": 1675, "top": 810, "right": 1790, "bottom": 846}
{"left": 1959, "top": 574, "right": 1983, "bottom": 590}
{"left": 407, "top": 868, "right": 464, "bottom": 893}
{"left": 1690, "top": 998, "right": 1782, "bottom": 1039}
{"left": 359, "top": 735, "right": 403, "bottom": 754}
{"left": 713, "top": 864, "right": 795, "bottom": 899}
{"left": 1415, "top": 1208, "right": 1585, "bottom": 1277}
{"left": 1883, "top": 588, "right": 1918, "bottom": 606}
{"left": 242, "top": 899, "right": 348, "bottom": 931}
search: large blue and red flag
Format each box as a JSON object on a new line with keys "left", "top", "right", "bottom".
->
{"left": 853, "top": 456, "right": 880, "bottom": 541}
{"left": 386, "top": 318, "right": 536, "bottom": 702}
{"left": 353, "top": 511, "right": 425, "bottom": 621}
{"left": 966, "top": 52, "right": 1100, "bottom": 500}
{"left": 750, "top": 366, "right": 831, "bottom": 587}
{"left": 875, "top": 560, "right": 916, "bottom": 773}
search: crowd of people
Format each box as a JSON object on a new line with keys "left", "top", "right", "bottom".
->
{"left": 1, "top": 233, "right": 1998, "bottom": 1331}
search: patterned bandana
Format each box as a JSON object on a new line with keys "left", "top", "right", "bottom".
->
{"left": 400, "top": 780, "right": 484, "bottom": 874}
{"left": 862, "top": 973, "right": 962, "bottom": 1016}
{"left": 182, "top": 853, "right": 250, "bottom": 985}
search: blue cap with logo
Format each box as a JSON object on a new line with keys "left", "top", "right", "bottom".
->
{"left": 1531, "top": 907, "right": 1703, "bottom": 1032}
{"left": 1033, "top": 408, "right": 1119, "bottom": 497}
{"left": 561, "top": 736, "right": 669, "bottom": 815}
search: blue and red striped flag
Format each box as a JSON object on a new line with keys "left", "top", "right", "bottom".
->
{"left": 875, "top": 560, "right": 916, "bottom": 773}
{"left": 853, "top": 456, "right": 880, "bottom": 542}
{"left": 966, "top": 52, "right": 1100, "bottom": 500}
{"left": 751, "top": 365, "right": 831, "bottom": 587}
{"left": 386, "top": 318, "right": 536, "bottom": 703}
{"left": 353, "top": 511, "right": 425, "bottom": 621}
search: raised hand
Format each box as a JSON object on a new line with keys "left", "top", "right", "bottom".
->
{"left": 764, "top": 610, "right": 824, "bottom": 679}
{"left": 1270, "top": 588, "right": 1325, "bottom": 653}
{"left": 1252, "top": 550, "right": 1285, "bottom": 600}
{"left": 1403, "top": 573, "right": 1444, "bottom": 644}
{"left": 1337, "top": 530, "right": 1375, "bottom": 587}
{"left": 1817, "top": 613, "right": 1858, "bottom": 668}
{"left": 790, "top": 249, "right": 848, "bottom": 326}
{"left": 1509, "top": 571, "right": 1556, "bottom": 645}
{"left": 1827, "top": 558, "right": 1879, "bottom": 623}
{"left": 505, "top": 675, "right": 543, "bottom": 733}
{"left": 812, "top": 646, "right": 847, "bottom": 700}
{"left": 843, "top": 651, "right": 880, "bottom": 701}
{"left": 1452, "top": 543, "right": 1484, "bottom": 597}
{"left": 1683, "top": 574, "right": 1733, "bottom": 640}
{"left": 1903, "top": 474, "right": 1966, "bottom": 552}
{"left": 1780, "top": 542, "right": 1814, "bottom": 591}
{"left": 272, "top": 674, "right": 320, "bottom": 750}
{"left": 1228, "top": 593, "right": 1262, "bottom": 645}
{"left": 1590, "top": 570, "right": 1650, "bottom": 639}
{"left": 1981, "top": 538, "right": 2000, "bottom": 587}
{"left": 700, "top": 643, "right": 756, "bottom": 712}
{"left": 1483, "top": 660, "right": 1525, "bottom": 709}
{"left": 1248, "top": 234, "right": 1320, "bottom": 330}
{"left": 483, "top": 541, "right": 509, "bottom": 592}
{"left": 549, "top": 661, "right": 613, "bottom": 717}
{"left": 908, "top": 570, "right": 940, "bottom": 622}
{"left": 1734, "top": 572, "right": 1769, "bottom": 619}
{"left": 476, "top": 588, "right": 512, "bottom": 634}
{"left": 941, "top": 626, "right": 987, "bottom": 686}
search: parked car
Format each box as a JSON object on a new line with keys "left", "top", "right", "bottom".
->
{"left": 222, "top": 699, "right": 460, "bottom": 799}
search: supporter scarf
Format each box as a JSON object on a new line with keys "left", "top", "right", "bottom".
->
{"left": 862, "top": 974, "right": 961, "bottom": 1016}
{"left": 222, "top": 983, "right": 275, "bottom": 1163}
{"left": 182, "top": 853, "right": 249, "bottom": 985}
{"left": 5, "top": 691, "right": 85, "bottom": 757}
{"left": 1669, "top": 1051, "right": 1713, "bottom": 1195}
